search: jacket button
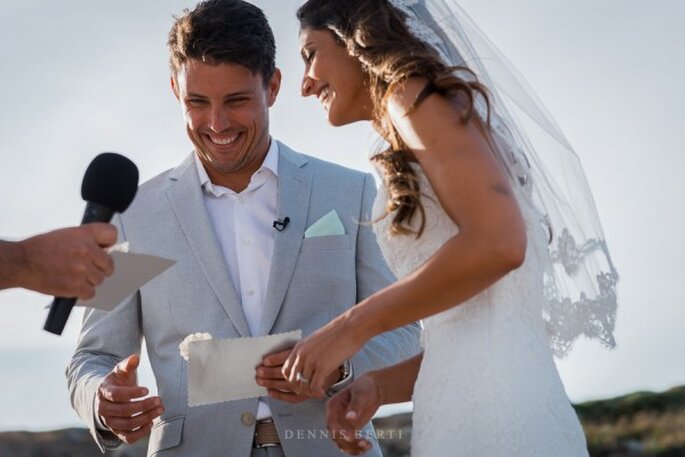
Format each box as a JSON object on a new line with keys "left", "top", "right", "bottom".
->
{"left": 241, "top": 412, "right": 255, "bottom": 427}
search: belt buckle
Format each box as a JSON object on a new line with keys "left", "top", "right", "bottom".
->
{"left": 254, "top": 418, "right": 281, "bottom": 449}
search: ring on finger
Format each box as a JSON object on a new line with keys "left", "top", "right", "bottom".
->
{"left": 295, "top": 372, "right": 309, "bottom": 384}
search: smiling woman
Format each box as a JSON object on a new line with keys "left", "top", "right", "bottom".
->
{"left": 299, "top": 28, "right": 373, "bottom": 126}
{"left": 280, "top": 0, "right": 625, "bottom": 455}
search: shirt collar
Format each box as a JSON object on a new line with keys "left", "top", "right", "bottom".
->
{"left": 194, "top": 138, "right": 279, "bottom": 197}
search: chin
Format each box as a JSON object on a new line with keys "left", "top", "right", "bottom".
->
{"left": 327, "top": 117, "right": 348, "bottom": 127}
{"left": 327, "top": 109, "right": 359, "bottom": 127}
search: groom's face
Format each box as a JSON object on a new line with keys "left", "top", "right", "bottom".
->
{"left": 172, "top": 59, "right": 281, "bottom": 187}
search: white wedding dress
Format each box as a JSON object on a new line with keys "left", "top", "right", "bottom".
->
{"left": 372, "top": 163, "right": 589, "bottom": 456}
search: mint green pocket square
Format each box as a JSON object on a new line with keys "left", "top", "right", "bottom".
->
{"left": 304, "top": 210, "right": 345, "bottom": 238}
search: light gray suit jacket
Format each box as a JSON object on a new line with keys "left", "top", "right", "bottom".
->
{"left": 67, "top": 142, "right": 421, "bottom": 457}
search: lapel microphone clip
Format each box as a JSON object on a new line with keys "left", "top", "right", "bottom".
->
{"left": 273, "top": 217, "right": 290, "bottom": 232}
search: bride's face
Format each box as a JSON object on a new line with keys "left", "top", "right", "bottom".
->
{"left": 299, "top": 27, "right": 373, "bottom": 126}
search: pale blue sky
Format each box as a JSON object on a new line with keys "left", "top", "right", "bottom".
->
{"left": 0, "top": 0, "right": 683, "bottom": 431}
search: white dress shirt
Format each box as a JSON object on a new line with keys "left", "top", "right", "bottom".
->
{"left": 195, "top": 139, "right": 279, "bottom": 420}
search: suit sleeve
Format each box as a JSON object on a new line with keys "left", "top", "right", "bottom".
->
{"left": 350, "top": 172, "right": 422, "bottom": 377}
{"left": 65, "top": 213, "right": 142, "bottom": 452}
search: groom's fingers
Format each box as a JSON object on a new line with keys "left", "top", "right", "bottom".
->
{"left": 326, "top": 389, "right": 351, "bottom": 435}
{"left": 256, "top": 378, "right": 291, "bottom": 391}
{"left": 103, "top": 403, "right": 164, "bottom": 432}
{"left": 98, "top": 396, "right": 162, "bottom": 418}
{"left": 262, "top": 348, "right": 291, "bottom": 367}
{"left": 327, "top": 390, "right": 373, "bottom": 455}
{"left": 332, "top": 437, "right": 372, "bottom": 456}
{"left": 255, "top": 365, "right": 285, "bottom": 380}
{"left": 266, "top": 389, "right": 308, "bottom": 404}
{"left": 98, "top": 393, "right": 163, "bottom": 445}
{"left": 99, "top": 385, "right": 149, "bottom": 403}
{"left": 114, "top": 354, "right": 140, "bottom": 377}
{"left": 111, "top": 421, "right": 154, "bottom": 445}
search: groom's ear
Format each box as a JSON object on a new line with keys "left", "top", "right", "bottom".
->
{"left": 266, "top": 68, "right": 282, "bottom": 108}
{"left": 170, "top": 75, "right": 180, "bottom": 101}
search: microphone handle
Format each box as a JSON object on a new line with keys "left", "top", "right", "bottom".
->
{"left": 43, "top": 202, "right": 116, "bottom": 335}
{"left": 43, "top": 297, "right": 77, "bottom": 335}
{"left": 81, "top": 202, "right": 115, "bottom": 225}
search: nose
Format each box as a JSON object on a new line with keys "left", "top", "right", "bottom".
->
{"left": 208, "top": 106, "right": 231, "bottom": 133}
{"left": 301, "top": 75, "right": 316, "bottom": 98}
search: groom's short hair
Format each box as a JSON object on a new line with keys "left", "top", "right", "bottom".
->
{"left": 168, "top": 0, "right": 276, "bottom": 86}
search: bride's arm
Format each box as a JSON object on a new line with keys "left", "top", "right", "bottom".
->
{"left": 349, "top": 77, "right": 527, "bottom": 338}
{"left": 283, "top": 78, "right": 527, "bottom": 396}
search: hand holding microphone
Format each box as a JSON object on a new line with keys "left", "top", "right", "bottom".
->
{"left": 9, "top": 224, "right": 118, "bottom": 298}
{"left": 43, "top": 152, "right": 139, "bottom": 335}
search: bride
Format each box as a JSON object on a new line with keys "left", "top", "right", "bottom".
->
{"left": 278, "top": 0, "right": 618, "bottom": 454}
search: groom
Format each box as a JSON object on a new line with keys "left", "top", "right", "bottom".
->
{"left": 66, "top": 1, "right": 420, "bottom": 456}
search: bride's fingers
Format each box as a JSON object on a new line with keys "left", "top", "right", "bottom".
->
{"left": 285, "top": 354, "right": 302, "bottom": 384}
{"left": 281, "top": 353, "right": 294, "bottom": 379}
{"left": 310, "top": 370, "right": 329, "bottom": 398}
{"left": 297, "top": 366, "right": 316, "bottom": 396}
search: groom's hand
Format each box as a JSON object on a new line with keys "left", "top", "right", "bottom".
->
{"left": 326, "top": 374, "right": 380, "bottom": 455}
{"left": 257, "top": 348, "right": 339, "bottom": 404}
{"left": 96, "top": 354, "right": 164, "bottom": 444}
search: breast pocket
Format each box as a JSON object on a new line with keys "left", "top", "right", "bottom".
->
{"left": 299, "top": 234, "right": 352, "bottom": 252}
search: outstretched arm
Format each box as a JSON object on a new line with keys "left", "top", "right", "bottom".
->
{"left": 347, "top": 172, "right": 422, "bottom": 379}
{"left": 284, "top": 78, "right": 527, "bottom": 395}
{"left": 66, "top": 215, "right": 161, "bottom": 452}
{"left": 0, "top": 224, "right": 116, "bottom": 298}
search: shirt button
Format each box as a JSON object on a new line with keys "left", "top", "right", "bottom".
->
{"left": 241, "top": 238, "right": 250, "bottom": 246}
{"left": 241, "top": 412, "right": 255, "bottom": 427}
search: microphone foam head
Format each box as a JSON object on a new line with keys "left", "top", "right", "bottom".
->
{"left": 81, "top": 152, "right": 139, "bottom": 213}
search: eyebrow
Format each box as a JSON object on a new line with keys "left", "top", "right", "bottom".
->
{"left": 186, "top": 90, "right": 254, "bottom": 100}
{"left": 300, "top": 42, "right": 314, "bottom": 60}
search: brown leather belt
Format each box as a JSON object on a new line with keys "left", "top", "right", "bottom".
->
{"left": 254, "top": 418, "right": 281, "bottom": 448}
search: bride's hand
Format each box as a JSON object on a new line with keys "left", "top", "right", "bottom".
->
{"left": 280, "top": 315, "right": 365, "bottom": 398}
{"left": 326, "top": 374, "right": 382, "bottom": 455}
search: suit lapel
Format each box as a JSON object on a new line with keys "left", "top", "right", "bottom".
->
{"left": 166, "top": 154, "right": 251, "bottom": 337}
{"left": 259, "top": 143, "right": 312, "bottom": 336}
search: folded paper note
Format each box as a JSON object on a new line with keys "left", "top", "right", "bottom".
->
{"left": 304, "top": 210, "right": 345, "bottom": 238}
{"left": 187, "top": 330, "right": 302, "bottom": 407}
{"left": 76, "top": 244, "right": 175, "bottom": 312}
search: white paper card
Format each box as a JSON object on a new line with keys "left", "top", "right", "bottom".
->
{"left": 76, "top": 250, "right": 175, "bottom": 311}
{"left": 187, "top": 330, "right": 302, "bottom": 407}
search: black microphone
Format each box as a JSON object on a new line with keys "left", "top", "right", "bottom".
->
{"left": 272, "top": 217, "right": 290, "bottom": 232}
{"left": 43, "top": 153, "right": 139, "bottom": 335}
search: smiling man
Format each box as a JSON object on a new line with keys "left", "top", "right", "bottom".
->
{"left": 65, "top": 1, "right": 420, "bottom": 457}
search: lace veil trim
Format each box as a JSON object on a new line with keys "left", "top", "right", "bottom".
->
{"left": 387, "top": 0, "right": 618, "bottom": 357}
